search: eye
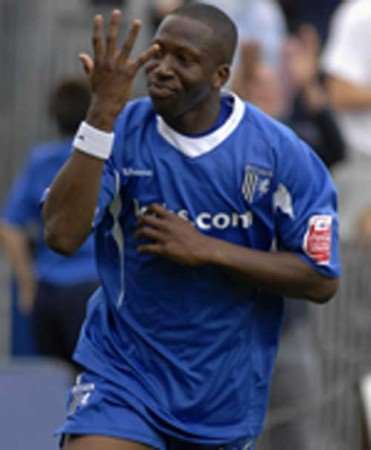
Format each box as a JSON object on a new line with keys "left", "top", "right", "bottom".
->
{"left": 153, "top": 47, "right": 164, "bottom": 59}
{"left": 177, "top": 52, "right": 192, "bottom": 65}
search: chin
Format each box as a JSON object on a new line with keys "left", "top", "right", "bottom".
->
{"left": 150, "top": 96, "right": 180, "bottom": 120}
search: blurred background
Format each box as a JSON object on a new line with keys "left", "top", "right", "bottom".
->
{"left": 1, "top": 0, "right": 371, "bottom": 449}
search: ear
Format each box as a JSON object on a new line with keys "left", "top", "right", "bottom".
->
{"left": 212, "top": 64, "right": 231, "bottom": 89}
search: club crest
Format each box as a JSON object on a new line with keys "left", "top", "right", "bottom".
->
{"left": 242, "top": 165, "right": 272, "bottom": 204}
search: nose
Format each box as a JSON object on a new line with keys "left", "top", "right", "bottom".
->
{"left": 153, "top": 54, "right": 175, "bottom": 78}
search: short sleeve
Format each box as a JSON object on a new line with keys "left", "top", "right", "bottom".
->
{"left": 273, "top": 134, "right": 340, "bottom": 278}
{"left": 321, "top": 3, "right": 371, "bottom": 85}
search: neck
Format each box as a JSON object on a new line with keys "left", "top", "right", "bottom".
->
{"left": 163, "top": 92, "right": 221, "bottom": 135}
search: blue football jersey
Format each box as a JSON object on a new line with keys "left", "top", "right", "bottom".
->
{"left": 73, "top": 93, "right": 340, "bottom": 443}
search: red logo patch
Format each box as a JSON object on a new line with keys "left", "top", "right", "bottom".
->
{"left": 304, "top": 215, "right": 332, "bottom": 265}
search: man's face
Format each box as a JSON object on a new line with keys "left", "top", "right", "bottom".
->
{"left": 145, "top": 15, "right": 220, "bottom": 121}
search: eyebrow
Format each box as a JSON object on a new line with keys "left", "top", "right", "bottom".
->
{"left": 152, "top": 38, "right": 202, "bottom": 57}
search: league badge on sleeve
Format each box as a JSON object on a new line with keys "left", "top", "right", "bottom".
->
{"left": 303, "top": 215, "right": 332, "bottom": 265}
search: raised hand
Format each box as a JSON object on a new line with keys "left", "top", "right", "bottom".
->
{"left": 80, "top": 9, "right": 159, "bottom": 130}
{"left": 283, "top": 24, "right": 321, "bottom": 91}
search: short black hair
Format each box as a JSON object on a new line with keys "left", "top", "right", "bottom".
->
{"left": 49, "top": 78, "right": 91, "bottom": 136}
{"left": 170, "top": 3, "right": 238, "bottom": 65}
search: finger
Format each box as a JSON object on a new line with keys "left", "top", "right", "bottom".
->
{"left": 135, "top": 226, "right": 165, "bottom": 241}
{"left": 132, "top": 43, "right": 161, "bottom": 72}
{"left": 106, "top": 9, "right": 122, "bottom": 61}
{"left": 79, "top": 53, "right": 94, "bottom": 76}
{"left": 92, "top": 14, "right": 105, "bottom": 65}
{"left": 137, "top": 243, "right": 163, "bottom": 255}
{"left": 137, "top": 213, "right": 165, "bottom": 228}
{"left": 146, "top": 203, "right": 170, "bottom": 217}
{"left": 118, "top": 19, "right": 142, "bottom": 64}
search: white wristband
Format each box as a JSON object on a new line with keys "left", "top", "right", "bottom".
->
{"left": 73, "top": 121, "right": 114, "bottom": 160}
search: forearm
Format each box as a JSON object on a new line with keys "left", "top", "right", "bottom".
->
{"left": 43, "top": 150, "right": 105, "bottom": 255}
{"left": 43, "top": 8, "right": 159, "bottom": 255}
{"left": 326, "top": 76, "right": 371, "bottom": 111}
{"left": 0, "top": 223, "right": 34, "bottom": 285}
{"left": 201, "top": 237, "right": 338, "bottom": 303}
{"left": 43, "top": 100, "right": 118, "bottom": 255}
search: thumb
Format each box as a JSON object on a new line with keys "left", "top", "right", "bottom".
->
{"left": 79, "top": 52, "right": 94, "bottom": 76}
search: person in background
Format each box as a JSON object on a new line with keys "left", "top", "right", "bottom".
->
{"left": 149, "top": 0, "right": 190, "bottom": 33}
{"left": 231, "top": 24, "right": 345, "bottom": 171}
{"left": 44, "top": 5, "right": 339, "bottom": 450}
{"left": 356, "top": 208, "right": 371, "bottom": 244}
{"left": 202, "top": 0, "right": 287, "bottom": 69}
{"left": 230, "top": 41, "right": 286, "bottom": 119}
{"left": 322, "top": 0, "right": 371, "bottom": 241}
{"left": 278, "top": 0, "right": 341, "bottom": 44}
{"left": 283, "top": 23, "right": 346, "bottom": 170}
{"left": 0, "top": 78, "right": 99, "bottom": 368}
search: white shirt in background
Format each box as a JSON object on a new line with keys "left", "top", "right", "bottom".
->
{"left": 322, "top": 0, "right": 371, "bottom": 156}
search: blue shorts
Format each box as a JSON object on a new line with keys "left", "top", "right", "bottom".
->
{"left": 57, "top": 371, "right": 257, "bottom": 450}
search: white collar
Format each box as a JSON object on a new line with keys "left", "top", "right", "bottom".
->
{"left": 156, "top": 92, "right": 245, "bottom": 158}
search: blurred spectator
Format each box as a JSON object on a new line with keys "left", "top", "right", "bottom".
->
{"left": 278, "top": 0, "right": 341, "bottom": 44}
{"left": 149, "top": 0, "right": 191, "bottom": 32}
{"left": 201, "top": 0, "right": 287, "bottom": 69}
{"left": 356, "top": 208, "right": 371, "bottom": 244}
{"left": 322, "top": 0, "right": 371, "bottom": 241}
{"left": 283, "top": 24, "right": 346, "bottom": 169}
{"left": 231, "top": 42, "right": 286, "bottom": 118}
{"left": 206, "top": 0, "right": 289, "bottom": 120}
{"left": 231, "top": 24, "right": 345, "bottom": 171}
{"left": 0, "top": 78, "right": 99, "bottom": 367}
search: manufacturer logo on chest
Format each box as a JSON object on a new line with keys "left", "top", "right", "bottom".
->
{"left": 123, "top": 167, "right": 153, "bottom": 177}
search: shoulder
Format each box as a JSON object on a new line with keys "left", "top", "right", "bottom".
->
{"left": 244, "top": 102, "right": 302, "bottom": 153}
{"left": 115, "top": 97, "right": 154, "bottom": 137}
{"left": 243, "top": 102, "right": 327, "bottom": 178}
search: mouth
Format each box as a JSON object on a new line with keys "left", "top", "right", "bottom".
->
{"left": 148, "top": 82, "right": 177, "bottom": 99}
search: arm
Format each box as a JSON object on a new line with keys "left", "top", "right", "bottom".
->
{"left": 201, "top": 236, "right": 338, "bottom": 303}
{"left": 0, "top": 223, "right": 36, "bottom": 314}
{"left": 325, "top": 76, "right": 371, "bottom": 112}
{"left": 43, "top": 10, "right": 159, "bottom": 255}
{"left": 282, "top": 25, "right": 346, "bottom": 168}
{"left": 136, "top": 204, "right": 338, "bottom": 304}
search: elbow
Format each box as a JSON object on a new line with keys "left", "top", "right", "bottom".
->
{"left": 44, "top": 223, "right": 83, "bottom": 256}
{"left": 307, "top": 277, "right": 339, "bottom": 304}
{"left": 43, "top": 205, "right": 90, "bottom": 255}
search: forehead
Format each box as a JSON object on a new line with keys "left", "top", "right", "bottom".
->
{"left": 154, "top": 15, "right": 214, "bottom": 54}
